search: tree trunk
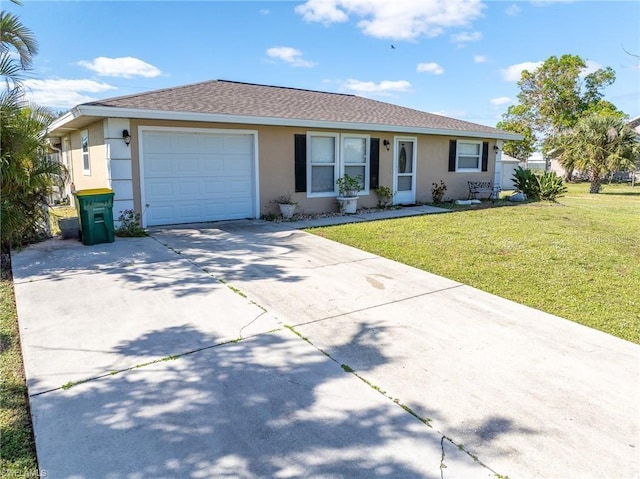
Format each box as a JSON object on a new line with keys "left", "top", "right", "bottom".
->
{"left": 563, "top": 166, "right": 574, "bottom": 183}
{"left": 589, "top": 173, "right": 601, "bottom": 194}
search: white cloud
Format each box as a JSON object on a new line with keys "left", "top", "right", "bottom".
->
{"left": 295, "top": 0, "right": 349, "bottom": 23}
{"left": 23, "top": 78, "right": 117, "bottom": 108}
{"left": 451, "top": 31, "right": 482, "bottom": 44}
{"left": 417, "top": 62, "right": 444, "bottom": 75}
{"left": 260, "top": 9, "right": 270, "bottom": 15}
{"left": 78, "top": 56, "right": 162, "bottom": 78}
{"left": 266, "top": 47, "right": 317, "bottom": 68}
{"left": 490, "top": 96, "right": 511, "bottom": 106}
{"left": 501, "top": 61, "right": 543, "bottom": 81}
{"left": 342, "top": 79, "right": 412, "bottom": 94}
{"left": 295, "top": 0, "right": 485, "bottom": 41}
{"left": 505, "top": 4, "right": 521, "bottom": 16}
{"left": 473, "top": 54, "right": 486, "bottom": 63}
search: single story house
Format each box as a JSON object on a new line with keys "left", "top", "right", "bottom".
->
{"left": 48, "top": 80, "right": 523, "bottom": 227}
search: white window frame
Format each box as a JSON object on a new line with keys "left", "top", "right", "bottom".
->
{"left": 306, "top": 132, "right": 340, "bottom": 198}
{"left": 456, "top": 139, "right": 482, "bottom": 172}
{"left": 81, "top": 129, "right": 91, "bottom": 175}
{"left": 341, "top": 133, "right": 370, "bottom": 195}
{"left": 306, "top": 132, "right": 371, "bottom": 198}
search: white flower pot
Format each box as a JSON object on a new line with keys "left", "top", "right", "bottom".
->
{"left": 279, "top": 203, "right": 297, "bottom": 219}
{"left": 337, "top": 196, "right": 358, "bottom": 214}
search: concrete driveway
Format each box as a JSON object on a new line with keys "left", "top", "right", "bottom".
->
{"left": 13, "top": 220, "right": 640, "bottom": 479}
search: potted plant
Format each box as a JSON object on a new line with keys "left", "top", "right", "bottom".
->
{"left": 273, "top": 194, "right": 298, "bottom": 219}
{"left": 336, "top": 174, "right": 362, "bottom": 214}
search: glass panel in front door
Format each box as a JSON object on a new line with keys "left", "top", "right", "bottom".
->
{"left": 395, "top": 140, "right": 415, "bottom": 202}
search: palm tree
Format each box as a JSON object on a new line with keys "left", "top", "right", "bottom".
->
{"left": 1, "top": 5, "right": 67, "bottom": 250}
{"left": 1, "top": 90, "right": 66, "bottom": 248}
{"left": 553, "top": 114, "right": 640, "bottom": 193}
{"left": 0, "top": 8, "right": 38, "bottom": 86}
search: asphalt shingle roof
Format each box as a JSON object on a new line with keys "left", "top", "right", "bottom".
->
{"left": 84, "top": 80, "right": 509, "bottom": 136}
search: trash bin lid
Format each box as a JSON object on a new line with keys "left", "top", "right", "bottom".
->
{"left": 74, "top": 188, "right": 114, "bottom": 196}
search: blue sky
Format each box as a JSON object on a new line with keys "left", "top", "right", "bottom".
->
{"left": 8, "top": 0, "right": 640, "bottom": 127}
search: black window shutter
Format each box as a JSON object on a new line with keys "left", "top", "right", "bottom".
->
{"left": 448, "top": 140, "right": 457, "bottom": 172}
{"left": 294, "top": 134, "right": 307, "bottom": 193}
{"left": 369, "top": 138, "right": 380, "bottom": 190}
{"left": 481, "top": 141, "right": 489, "bottom": 172}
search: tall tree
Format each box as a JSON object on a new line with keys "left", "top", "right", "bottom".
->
{"left": 0, "top": 8, "right": 38, "bottom": 86}
{"left": 497, "top": 54, "right": 626, "bottom": 172}
{"left": 1, "top": 4, "right": 66, "bottom": 250}
{"left": 550, "top": 114, "right": 640, "bottom": 193}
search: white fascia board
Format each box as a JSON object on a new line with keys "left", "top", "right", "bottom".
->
{"left": 48, "top": 107, "right": 84, "bottom": 132}
{"left": 69, "top": 105, "right": 525, "bottom": 141}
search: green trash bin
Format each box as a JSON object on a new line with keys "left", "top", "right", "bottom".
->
{"left": 73, "top": 188, "right": 115, "bottom": 245}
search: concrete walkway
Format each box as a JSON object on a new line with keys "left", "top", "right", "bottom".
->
{"left": 12, "top": 211, "right": 640, "bottom": 479}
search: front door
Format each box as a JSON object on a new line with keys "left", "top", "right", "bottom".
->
{"left": 394, "top": 137, "right": 416, "bottom": 204}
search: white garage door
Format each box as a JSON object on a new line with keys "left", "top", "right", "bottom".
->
{"left": 141, "top": 129, "right": 256, "bottom": 226}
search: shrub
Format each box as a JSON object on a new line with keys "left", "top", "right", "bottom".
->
{"left": 115, "top": 209, "right": 147, "bottom": 237}
{"left": 373, "top": 186, "right": 393, "bottom": 208}
{"left": 512, "top": 167, "right": 568, "bottom": 201}
{"left": 431, "top": 180, "right": 447, "bottom": 203}
{"left": 336, "top": 174, "right": 362, "bottom": 197}
{"left": 538, "top": 171, "right": 568, "bottom": 201}
{"left": 512, "top": 167, "right": 540, "bottom": 199}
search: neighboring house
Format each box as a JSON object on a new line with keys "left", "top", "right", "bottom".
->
{"left": 47, "top": 80, "right": 522, "bottom": 227}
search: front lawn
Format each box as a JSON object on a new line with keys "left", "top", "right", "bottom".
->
{"left": 309, "top": 183, "right": 640, "bottom": 344}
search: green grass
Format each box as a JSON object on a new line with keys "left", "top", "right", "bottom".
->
{"left": 49, "top": 204, "right": 77, "bottom": 236}
{"left": 0, "top": 265, "right": 38, "bottom": 476}
{"left": 310, "top": 183, "right": 640, "bottom": 343}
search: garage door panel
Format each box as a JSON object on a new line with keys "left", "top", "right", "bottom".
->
{"left": 228, "top": 179, "right": 252, "bottom": 193}
{"left": 225, "top": 199, "right": 253, "bottom": 215}
{"left": 202, "top": 158, "right": 225, "bottom": 173}
{"left": 203, "top": 180, "right": 226, "bottom": 195}
{"left": 146, "top": 181, "right": 174, "bottom": 200}
{"left": 226, "top": 157, "right": 252, "bottom": 173}
{"left": 142, "top": 130, "right": 255, "bottom": 226}
{"left": 224, "top": 136, "right": 252, "bottom": 153}
{"left": 176, "top": 158, "right": 201, "bottom": 174}
{"left": 201, "top": 135, "right": 226, "bottom": 151}
{"left": 148, "top": 204, "right": 175, "bottom": 224}
{"left": 175, "top": 180, "right": 202, "bottom": 197}
{"left": 144, "top": 134, "right": 173, "bottom": 153}
{"left": 144, "top": 156, "right": 173, "bottom": 176}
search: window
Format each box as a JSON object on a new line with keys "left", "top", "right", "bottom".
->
{"left": 81, "top": 130, "right": 90, "bottom": 175}
{"left": 342, "top": 135, "right": 369, "bottom": 192}
{"left": 308, "top": 133, "right": 338, "bottom": 195}
{"left": 456, "top": 140, "right": 482, "bottom": 171}
{"left": 306, "top": 132, "right": 370, "bottom": 197}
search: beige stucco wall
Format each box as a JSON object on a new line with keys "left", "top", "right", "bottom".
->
{"left": 64, "top": 120, "right": 108, "bottom": 193}
{"left": 415, "top": 136, "right": 496, "bottom": 203}
{"left": 127, "top": 118, "right": 498, "bottom": 216}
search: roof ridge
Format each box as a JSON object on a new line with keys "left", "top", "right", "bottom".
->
{"left": 217, "top": 79, "right": 355, "bottom": 98}
{"left": 84, "top": 79, "right": 357, "bottom": 107}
